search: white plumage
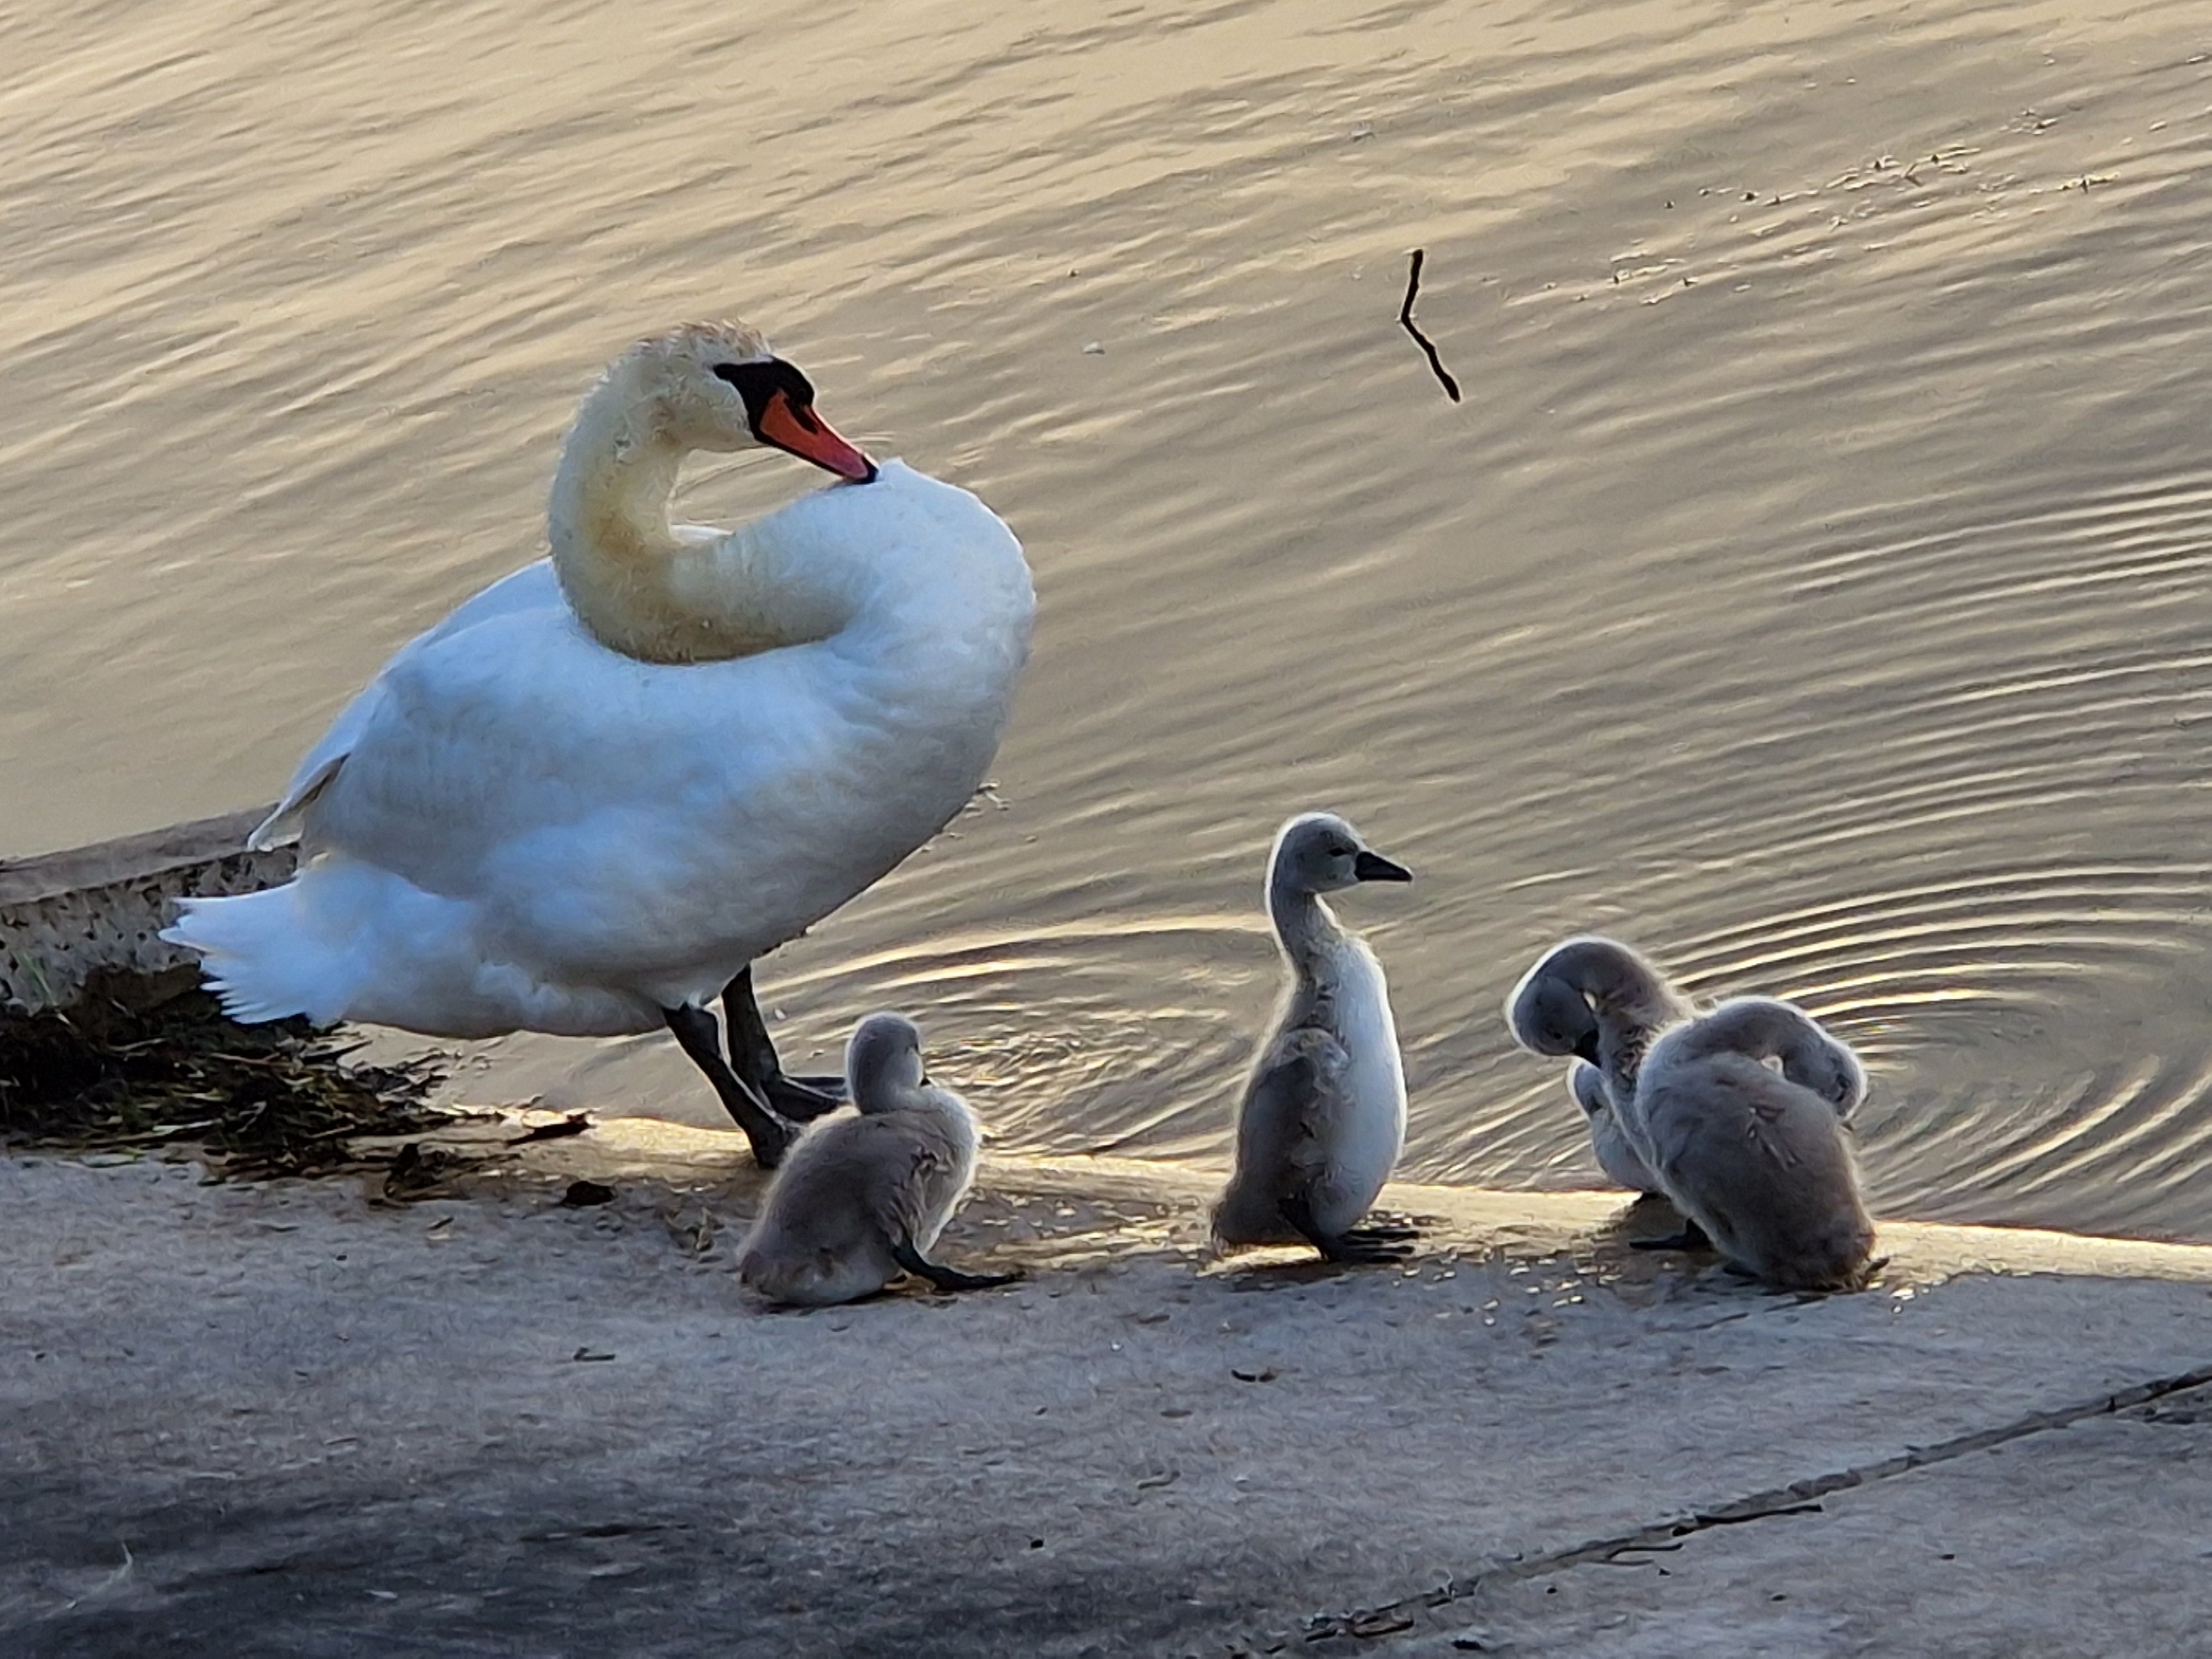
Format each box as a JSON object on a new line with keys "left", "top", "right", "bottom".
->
{"left": 165, "top": 325, "right": 1034, "bottom": 1156}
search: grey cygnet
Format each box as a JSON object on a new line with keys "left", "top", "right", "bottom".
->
{"left": 1214, "top": 811, "right": 1417, "bottom": 1264}
{"left": 735, "top": 1013, "right": 1018, "bottom": 1306}
{"left": 1634, "top": 997, "right": 1877, "bottom": 1291}
{"left": 1507, "top": 936, "right": 1695, "bottom": 1195}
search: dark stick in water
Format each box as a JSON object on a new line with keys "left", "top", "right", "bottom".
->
{"left": 1398, "top": 248, "right": 1462, "bottom": 403}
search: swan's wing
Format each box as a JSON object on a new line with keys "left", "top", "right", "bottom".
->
{"left": 1741, "top": 1089, "right": 1813, "bottom": 1171}
{"left": 301, "top": 587, "right": 833, "bottom": 891}
{"left": 1649, "top": 1061, "right": 1830, "bottom": 1188}
{"left": 1235, "top": 1029, "right": 1351, "bottom": 1192}
{"left": 250, "top": 562, "right": 566, "bottom": 849}
{"left": 846, "top": 1116, "right": 961, "bottom": 1248}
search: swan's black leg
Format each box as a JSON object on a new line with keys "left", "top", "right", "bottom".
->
{"left": 663, "top": 1004, "right": 794, "bottom": 1167}
{"left": 1280, "top": 1192, "right": 1414, "bottom": 1264}
{"left": 721, "top": 967, "right": 847, "bottom": 1121}
{"left": 889, "top": 1239, "right": 1021, "bottom": 1293}
{"left": 1630, "top": 1219, "right": 1713, "bottom": 1253}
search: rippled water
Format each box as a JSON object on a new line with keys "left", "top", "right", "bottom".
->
{"left": 10, "top": 0, "right": 2212, "bottom": 1239}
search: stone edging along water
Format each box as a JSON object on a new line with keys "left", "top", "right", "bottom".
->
{"left": 0, "top": 809, "right": 290, "bottom": 1018}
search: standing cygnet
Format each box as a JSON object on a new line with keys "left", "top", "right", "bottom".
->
{"left": 1506, "top": 937, "right": 1695, "bottom": 1194}
{"left": 1634, "top": 997, "right": 1876, "bottom": 1291}
{"left": 735, "top": 1014, "right": 1018, "bottom": 1307}
{"left": 1213, "top": 812, "right": 1415, "bottom": 1263}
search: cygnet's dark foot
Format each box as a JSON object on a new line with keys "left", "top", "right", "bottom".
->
{"left": 891, "top": 1240, "right": 1023, "bottom": 1294}
{"left": 1630, "top": 1220, "right": 1713, "bottom": 1253}
{"left": 764, "top": 1072, "right": 848, "bottom": 1123}
{"left": 921, "top": 1266, "right": 1026, "bottom": 1293}
{"left": 1279, "top": 1193, "right": 1415, "bottom": 1265}
{"left": 1321, "top": 1234, "right": 1418, "bottom": 1265}
{"left": 1344, "top": 1215, "right": 1422, "bottom": 1244}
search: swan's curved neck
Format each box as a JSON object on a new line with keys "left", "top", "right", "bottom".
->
{"left": 545, "top": 366, "right": 838, "bottom": 664}
{"left": 546, "top": 372, "right": 694, "bottom": 654}
{"left": 1270, "top": 880, "right": 1347, "bottom": 972}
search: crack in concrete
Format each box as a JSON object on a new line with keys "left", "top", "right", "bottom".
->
{"left": 1246, "top": 1359, "right": 2212, "bottom": 1654}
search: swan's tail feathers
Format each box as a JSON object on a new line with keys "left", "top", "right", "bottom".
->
{"left": 161, "top": 881, "right": 363, "bottom": 1029}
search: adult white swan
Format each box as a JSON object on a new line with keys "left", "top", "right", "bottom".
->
{"left": 164, "top": 321, "right": 1036, "bottom": 1165}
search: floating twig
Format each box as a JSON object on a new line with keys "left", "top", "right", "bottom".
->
{"left": 1397, "top": 248, "right": 1462, "bottom": 403}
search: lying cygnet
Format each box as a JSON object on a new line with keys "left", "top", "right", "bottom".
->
{"left": 1214, "top": 812, "right": 1416, "bottom": 1263}
{"left": 1506, "top": 937, "right": 1695, "bottom": 1194}
{"left": 1634, "top": 997, "right": 1877, "bottom": 1291}
{"left": 735, "top": 1013, "right": 1018, "bottom": 1306}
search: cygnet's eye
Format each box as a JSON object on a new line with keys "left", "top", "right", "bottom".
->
{"left": 1328, "top": 840, "right": 1357, "bottom": 859}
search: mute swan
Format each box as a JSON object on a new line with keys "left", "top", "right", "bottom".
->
{"left": 1634, "top": 997, "right": 1877, "bottom": 1291}
{"left": 735, "top": 1012, "right": 1015, "bottom": 1306}
{"left": 1507, "top": 936, "right": 1693, "bottom": 1195}
{"left": 1214, "top": 812, "right": 1417, "bottom": 1264}
{"left": 163, "top": 322, "right": 1035, "bottom": 1166}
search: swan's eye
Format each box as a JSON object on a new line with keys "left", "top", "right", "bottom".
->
{"left": 712, "top": 358, "right": 821, "bottom": 434}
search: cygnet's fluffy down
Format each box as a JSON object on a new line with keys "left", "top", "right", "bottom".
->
{"left": 1567, "top": 1060, "right": 1664, "bottom": 1194}
{"left": 1214, "top": 811, "right": 1417, "bottom": 1264}
{"left": 736, "top": 1013, "right": 1018, "bottom": 1307}
{"left": 1635, "top": 997, "right": 1877, "bottom": 1291}
{"left": 1506, "top": 936, "right": 1695, "bottom": 1196}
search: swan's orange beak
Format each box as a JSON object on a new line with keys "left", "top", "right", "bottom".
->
{"left": 757, "top": 391, "right": 878, "bottom": 483}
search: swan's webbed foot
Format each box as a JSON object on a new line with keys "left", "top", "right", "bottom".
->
{"left": 764, "top": 1073, "right": 848, "bottom": 1123}
{"left": 1281, "top": 1194, "right": 1416, "bottom": 1265}
{"left": 1630, "top": 1219, "right": 1713, "bottom": 1253}
{"left": 662, "top": 1003, "right": 796, "bottom": 1168}
{"left": 890, "top": 1240, "right": 1023, "bottom": 1294}
{"left": 721, "top": 968, "right": 848, "bottom": 1121}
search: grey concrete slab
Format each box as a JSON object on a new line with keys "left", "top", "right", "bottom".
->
{"left": 2, "top": 1138, "right": 2208, "bottom": 1658}
{"left": 1368, "top": 1386, "right": 2212, "bottom": 1658}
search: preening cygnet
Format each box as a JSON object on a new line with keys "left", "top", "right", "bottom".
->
{"left": 1634, "top": 997, "right": 1877, "bottom": 1291}
{"left": 735, "top": 1014, "right": 1018, "bottom": 1307}
{"left": 1214, "top": 812, "right": 1416, "bottom": 1264}
{"left": 1567, "top": 1060, "right": 1663, "bottom": 1196}
{"left": 1507, "top": 936, "right": 1694, "bottom": 1194}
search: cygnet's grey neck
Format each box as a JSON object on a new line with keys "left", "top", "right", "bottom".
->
{"left": 853, "top": 1077, "right": 921, "bottom": 1116}
{"left": 854, "top": 1067, "right": 973, "bottom": 1128}
{"left": 1269, "top": 874, "right": 1351, "bottom": 974}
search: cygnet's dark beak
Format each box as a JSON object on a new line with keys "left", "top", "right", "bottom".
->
{"left": 1572, "top": 1030, "right": 1603, "bottom": 1066}
{"left": 1353, "top": 849, "right": 1413, "bottom": 884}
